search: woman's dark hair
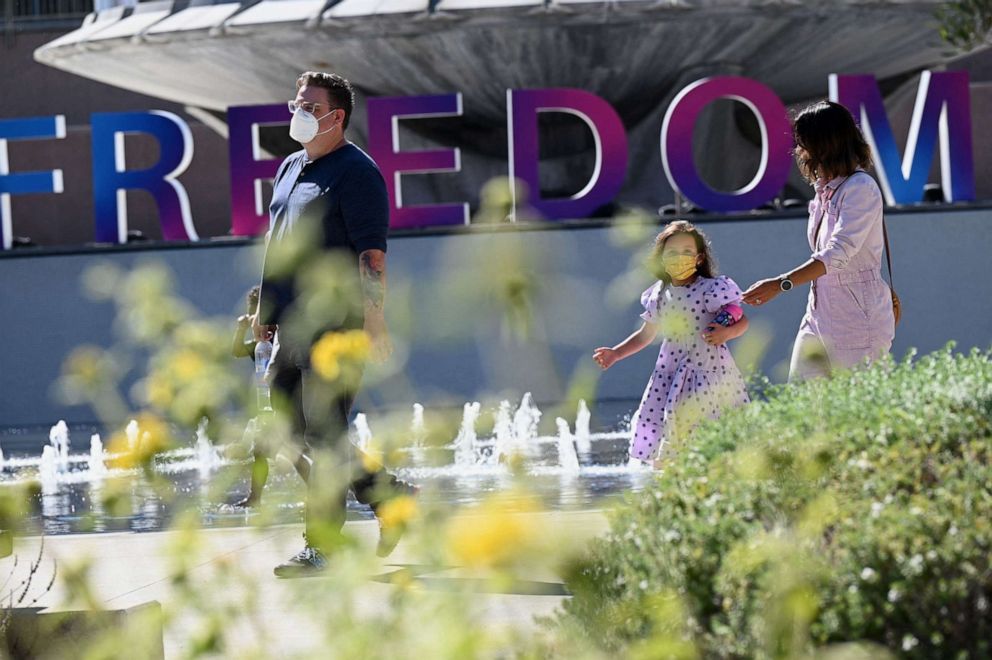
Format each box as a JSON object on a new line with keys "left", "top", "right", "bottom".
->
{"left": 793, "top": 100, "right": 873, "bottom": 183}
{"left": 648, "top": 220, "right": 717, "bottom": 286}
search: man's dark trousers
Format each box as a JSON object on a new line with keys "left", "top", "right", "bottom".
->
{"left": 269, "top": 330, "right": 400, "bottom": 552}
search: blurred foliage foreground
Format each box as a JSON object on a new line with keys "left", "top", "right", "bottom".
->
{"left": 559, "top": 347, "right": 992, "bottom": 660}
{"left": 3, "top": 255, "right": 988, "bottom": 659}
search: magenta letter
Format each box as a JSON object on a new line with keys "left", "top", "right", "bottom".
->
{"left": 228, "top": 104, "right": 287, "bottom": 237}
{"left": 367, "top": 94, "right": 468, "bottom": 229}
{"left": 661, "top": 76, "right": 793, "bottom": 213}
{"left": 508, "top": 88, "right": 628, "bottom": 220}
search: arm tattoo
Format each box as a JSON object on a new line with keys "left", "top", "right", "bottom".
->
{"left": 359, "top": 250, "right": 386, "bottom": 311}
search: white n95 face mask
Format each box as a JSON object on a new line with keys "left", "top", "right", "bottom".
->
{"left": 289, "top": 108, "right": 334, "bottom": 144}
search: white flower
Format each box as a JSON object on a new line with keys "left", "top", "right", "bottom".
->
{"left": 639, "top": 580, "right": 649, "bottom": 591}
{"left": 949, "top": 525, "right": 958, "bottom": 536}
{"left": 664, "top": 529, "right": 681, "bottom": 543}
{"left": 870, "top": 502, "right": 884, "bottom": 518}
{"left": 888, "top": 588, "right": 901, "bottom": 603}
{"left": 902, "top": 635, "right": 919, "bottom": 651}
{"left": 860, "top": 567, "right": 877, "bottom": 581}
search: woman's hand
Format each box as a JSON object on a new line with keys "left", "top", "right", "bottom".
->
{"left": 742, "top": 278, "right": 782, "bottom": 307}
{"left": 593, "top": 347, "right": 621, "bottom": 370}
{"left": 702, "top": 324, "right": 734, "bottom": 345}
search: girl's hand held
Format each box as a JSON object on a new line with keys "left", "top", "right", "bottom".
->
{"left": 703, "top": 324, "right": 732, "bottom": 345}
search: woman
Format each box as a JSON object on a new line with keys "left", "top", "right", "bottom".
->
{"left": 742, "top": 101, "right": 895, "bottom": 381}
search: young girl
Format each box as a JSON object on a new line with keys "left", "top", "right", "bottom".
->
{"left": 593, "top": 221, "right": 750, "bottom": 467}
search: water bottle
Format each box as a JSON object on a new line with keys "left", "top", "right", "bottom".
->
{"left": 254, "top": 339, "right": 273, "bottom": 412}
{"left": 706, "top": 303, "right": 743, "bottom": 331}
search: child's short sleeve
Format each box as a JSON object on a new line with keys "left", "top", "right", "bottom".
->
{"left": 639, "top": 282, "right": 664, "bottom": 323}
{"left": 703, "top": 276, "right": 744, "bottom": 314}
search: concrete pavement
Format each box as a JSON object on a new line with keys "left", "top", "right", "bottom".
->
{"left": 1, "top": 510, "right": 609, "bottom": 658}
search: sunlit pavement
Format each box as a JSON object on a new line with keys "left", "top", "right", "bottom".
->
{"left": 2, "top": 509, "right": 609, "bottom": 657}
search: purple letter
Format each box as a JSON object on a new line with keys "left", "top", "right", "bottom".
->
{"left": 367, "top": 94, "right": 468, "bottom": 229}
{"left": 0, "top": 115, "right": 65, "bottom": 249}
{"left": 831, "top": 71, "right": 975, "bottom": 203}
{"left": 508, "top": 88, "right": 628, "bottom": 220}
{"left": 91, "top": 111, "right": 197, "bottom": 244}
{"left": 661, "top": 76, "right": 793, "bottom": 213}
{"left": 228, "top": 104, "right": 287, "bottom": 237}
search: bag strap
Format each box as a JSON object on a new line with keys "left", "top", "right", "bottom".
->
{"left": 882, "top": 217, "right": 894, "bottom": 289}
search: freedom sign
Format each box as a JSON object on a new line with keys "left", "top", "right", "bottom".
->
{"left": 0, "top": 71, "right": 974, "bottom": 248}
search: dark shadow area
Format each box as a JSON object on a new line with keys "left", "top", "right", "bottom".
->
{"left": 372, "top": 563, "right": 570, "bottom": 596}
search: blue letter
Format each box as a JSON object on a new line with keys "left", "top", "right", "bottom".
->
{"left": 0, "top": 116, "right": 65, "bottom": 249}
{"left": 831, "top": 71, "right": 975, "bottom": 204}
{"left": 91, "top": 111, "right": 197, "bottom": 244}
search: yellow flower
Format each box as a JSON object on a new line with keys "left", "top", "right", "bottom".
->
{"left": 171, "top": 349, "right": 205, "bottom": 383}
{"left": 445, "top": 493, "right": 542, "bottom": 569}
{"left": 388, "top": 568, "right": 417, "bottom": 591}
{"left": 106, "top": 431, "right": 135, "bottom": 470}
{"left": 377, "top": 495, "right": 418, "bottom": 530}
{"left": 660, "top": 309, "right": 693, "bottom": 341}
{"left": 106, "top": 414, "right": 173, "bottom": 469}
{"left": 340, "top": 330, "right": 372, "bottom": 360}
{"left": 361, "top": 446, "right": 384, "bottom": 473}
{"left": 146, "top": 373, "right": 174, "bottom": 409}
{"left": 65, "top": 347, "right": 106, "bottom": 386}
{"left": 311, "top": 330, "right": 371, "bottom": 381}
{"left": 136, "top": 413, "right": 172, "bottom": 460}
{"left": 311, "top": 348, "right": 341, "bottom": 381}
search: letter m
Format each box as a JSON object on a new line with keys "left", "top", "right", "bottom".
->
{"left": 830, "top": 71, "right": 974, "bottom": 204}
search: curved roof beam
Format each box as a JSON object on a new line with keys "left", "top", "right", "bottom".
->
{"left": 86, "top": 1, "right": 175, "bottom": 42}
{"left": 324, "top": 0, "right": 430, "bottom": 18}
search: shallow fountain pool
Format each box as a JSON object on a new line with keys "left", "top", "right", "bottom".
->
{"left": 2, "top": 398, "right": 654, "bottom": 536}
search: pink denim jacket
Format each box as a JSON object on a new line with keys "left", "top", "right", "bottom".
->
{"left": 798, "top": 170, "right": 894, "bottom": 368}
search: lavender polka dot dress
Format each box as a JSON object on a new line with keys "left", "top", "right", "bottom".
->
{"left": 631, "top": 275, "right": 749, "bottom": 464}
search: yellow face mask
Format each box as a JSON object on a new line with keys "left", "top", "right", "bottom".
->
{"left": 663, "top": 255, "right": 699, "bottom": 281}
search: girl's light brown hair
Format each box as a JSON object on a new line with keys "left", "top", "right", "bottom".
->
{"left": 793, "top": 100, "right": 873, "bottom": 183}
{"left": 648, "top": 220, "right": 717, "bottom": 286}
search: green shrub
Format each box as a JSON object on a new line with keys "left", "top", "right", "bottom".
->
{"left": 559, "top": 347, "right": 992, "bottom": 659}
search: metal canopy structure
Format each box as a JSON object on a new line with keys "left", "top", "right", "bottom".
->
{"left": 35, "top": 0, "right": 952, "bottom": 113}
{"left": 33, "top": 0, "right": 960, "bottom": 210}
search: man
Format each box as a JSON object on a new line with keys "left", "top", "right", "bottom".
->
{"left": 257, "top": 71, "right": 416, "bottom": 577}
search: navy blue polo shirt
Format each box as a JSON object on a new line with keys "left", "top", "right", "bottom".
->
{"left": 259, "top": 143, "right": 389, "bottom": 325}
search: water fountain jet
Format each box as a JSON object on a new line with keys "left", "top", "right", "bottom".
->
{"left": 555, "top": 418, "right": 581, "bottom": 474}
{"left": 454, "top": 402, "right": 481, "bottom": 467}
